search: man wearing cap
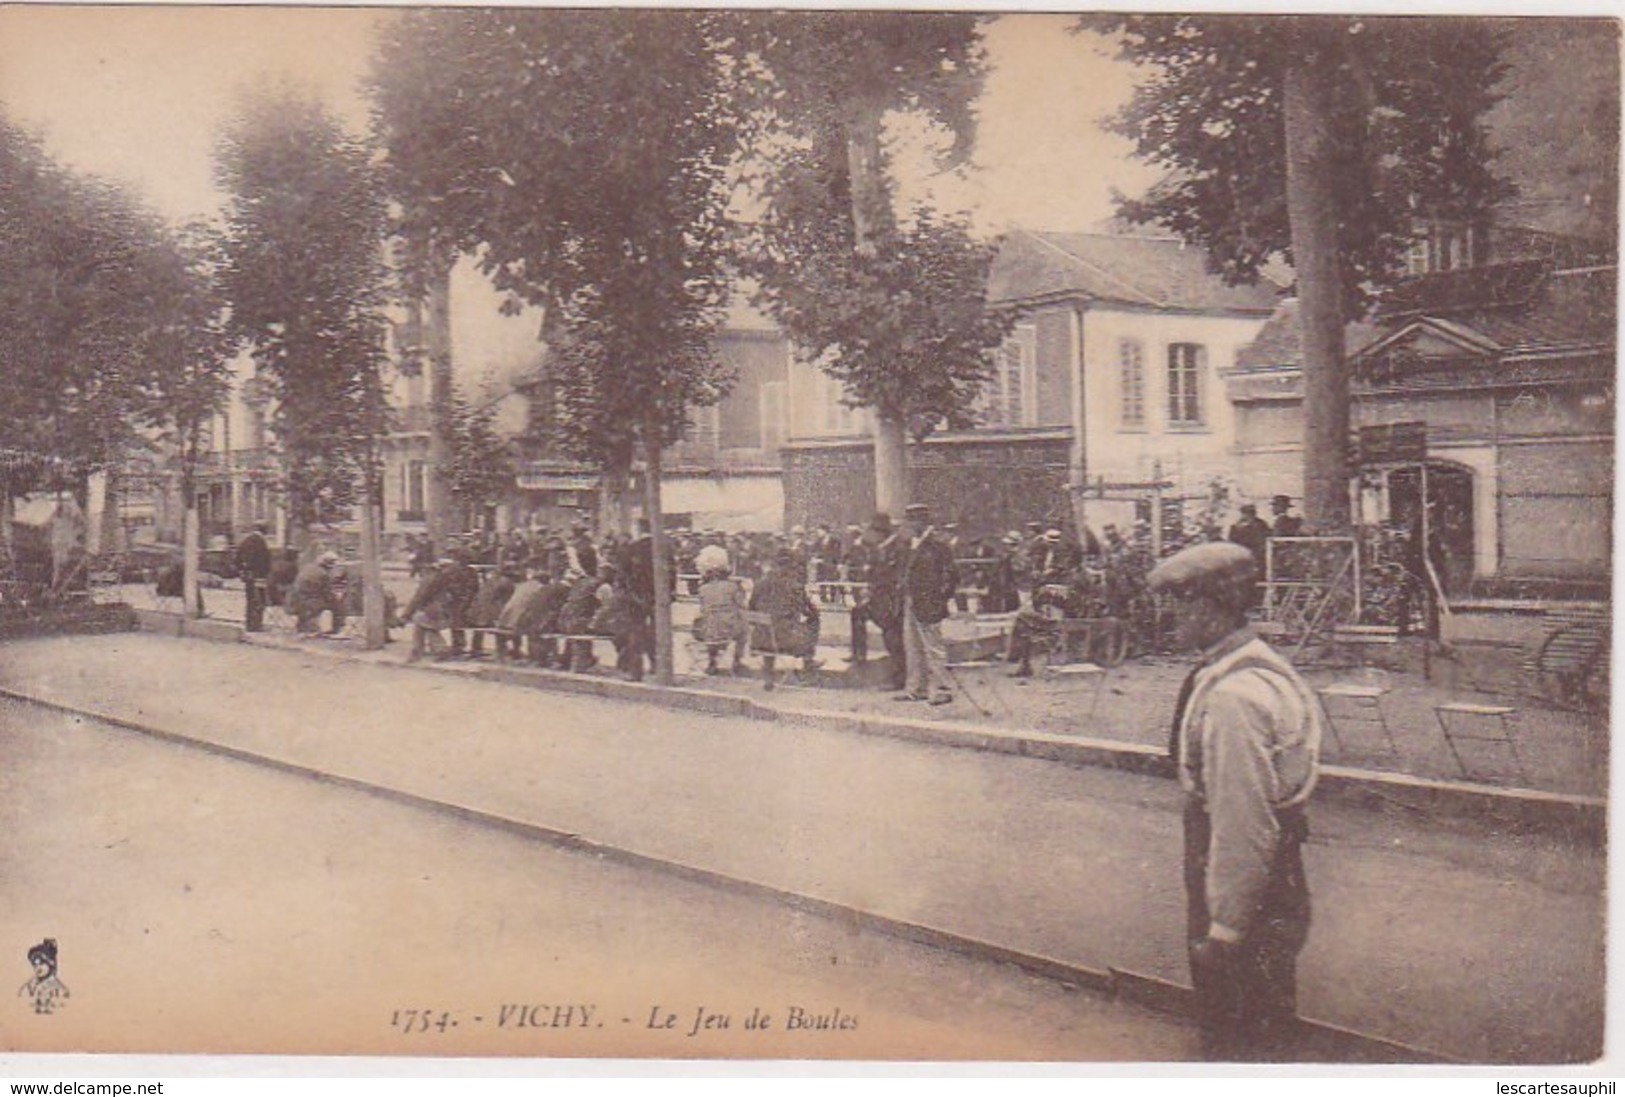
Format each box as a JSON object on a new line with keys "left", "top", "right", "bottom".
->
{"left": 1033, "top": 527, "right": 1082, "bottom": 585}
{"left": 849, "top": 512, "right": 906, "bottom": 690}
{"left": 1149, "top": 541, "right": 1323, "bottom": 1061}
{"left": 897, "top": 503, "right": 958, "bottom": 705}
{"left": 287, "top": 551, "right": 342, "bottom": 636}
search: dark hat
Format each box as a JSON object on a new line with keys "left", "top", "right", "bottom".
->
{"left": 904, "top": 503, "right": 931, "bottom": 519}
{"left": 1147, "top": 542, "right": 1257, "bottom": 606}
{"left": 869, "top": 512, "right": 894, "bottom": 532}
{"left": 26, "top": 939, "right": 56, "bottom": 966}
{"left": 1271, "top": 494, "right": 1293, "bottom": 509}
{"left": 1239, "top": 503, "right": 1258, "bottom": 515}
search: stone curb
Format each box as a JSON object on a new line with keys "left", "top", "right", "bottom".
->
{"left": 128, "top": 609, "right": 1607, "bottom": 844}
{"left": 0, "top": 682, "right": 1450, "bottom": 1064}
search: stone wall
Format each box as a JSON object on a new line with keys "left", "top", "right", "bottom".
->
{"left": 783, "top": 432, "right": 1072, "bottom": 541}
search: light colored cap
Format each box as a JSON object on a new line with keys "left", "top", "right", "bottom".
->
{"left": 1147, "top": 542, "right": 1257, "bottom": 604}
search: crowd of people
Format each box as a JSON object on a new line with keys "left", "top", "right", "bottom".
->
{"left": 225, "top": 492, "right": 1323, "bottom": 689}
{"left": 395, "top": 519, "right": 664, "bottom": 679}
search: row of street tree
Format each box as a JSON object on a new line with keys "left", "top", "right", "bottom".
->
{"left": 0, "top": 10, "right": 1535, "bottom": 681}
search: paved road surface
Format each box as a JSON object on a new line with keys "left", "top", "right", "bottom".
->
{"left": 0, "top": 634, "right": 1605, "bottom": 1063}
{"left": 0, "top": 699, "right": 1192, "bottom": 1060}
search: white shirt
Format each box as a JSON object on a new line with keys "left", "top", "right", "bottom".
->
{"left": 1178, "top": 628, "right": 1323, "bottom": 942}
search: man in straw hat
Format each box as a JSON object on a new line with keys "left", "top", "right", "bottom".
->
{"left": 1148, "top": 541, "right": 1324, "bottom": 1061}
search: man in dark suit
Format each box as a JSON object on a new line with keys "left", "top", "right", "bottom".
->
{"left": 234, "top": 523, "right": 272, "bottom": 632}
{"left": 849, "top": 512, "right": 907, "bottom": 690}
{"left": 897, "top": 503, "right": 958, "bottom": 706}
{"left": 1270, "top": 495, "right": 1303, "bottom": 538}
{"left": 1228, "top": 504, "right": 1270, "bottom": 570}
{"left": 618, "top": 519, "right": 661, "bottom": 681}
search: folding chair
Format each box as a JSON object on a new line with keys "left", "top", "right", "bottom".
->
{"left": 1436, "top": 701, "right": 1523, "bottom": 784}
{"left": 1317, "top": 667, "right": 1398, "bottom": 760}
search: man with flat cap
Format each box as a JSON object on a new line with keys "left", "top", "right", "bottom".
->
{"left": 1149, "top": 541, "right": 1323, "bottom": 1061}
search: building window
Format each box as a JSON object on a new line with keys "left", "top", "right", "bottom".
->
{"left": 1119, "top": 338, "right": 1145, "bottom": 428}
{"left": 980, "top": 323, "right": 1036, "bottom": 429}
{"left": 760, "top": 381, "right": 788, "bottom": 451}
{"left": 691, "top": 403, "right": 721, "bottom": 451}
{"left": 402, "top": 459, "right": 426, "bottom": 519}
{"left": 1405, "top": 220, "right": 1480, "bottom": 276}
{"left": 821, "top": 373, "right": 859, "bottom": 435}
{"left": 1167, "top": 343, "right": 1205, "bottom": 426}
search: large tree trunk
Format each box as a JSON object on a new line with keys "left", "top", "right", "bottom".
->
{"left": 181, "top": 469, "right": 203, "bottom": 619}
{"left": 359, "top": 469, "right": 387, "bottom": 651}
{"left": 597, "top": 463, "right": 634, "bottom": 536}
{"left": 644, "top": 414, "right": 673, "bottom": 686}
{"left": 1284, "top": 48, "right": 1352, "bottom": 531}
{"left": 873, "top": 413, "right": 908, "bottom": 519}
{"left": 1, "top": 482, "right": 13, "bottom": 570}
{"left": 845, "top": 96, "right": 910, "bottom": 516}
{"left": 284, "top": 476, "right": 309, "bottom": 556}
{"left": 845, "top": 96, "right": 892, "bottom": 261}
{"left": 424, "top": 239, "right": 456, "bottom": 550}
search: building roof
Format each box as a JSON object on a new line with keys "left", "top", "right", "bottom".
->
{"left": 1366, "top": 261, "right": 1616, "bottom": 360}
{"left": 1234, "top": 298, "right": 1383, "bottom": 371}
{"left": 987, "top": 229, "right": 1283, "bottom": 313}
{"left": 1374, "top": 259, "right": 1550, "bottom": 320}
{"left": 1236, "top": 260, "right": 1616, "bottom": 377}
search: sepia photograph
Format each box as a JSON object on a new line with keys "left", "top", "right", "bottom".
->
{"left": 0, "top": 1, "right": 1614, "bottom": 1075}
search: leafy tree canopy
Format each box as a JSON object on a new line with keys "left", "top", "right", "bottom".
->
{"left": 0, "top": 113, "right": 205, "bottom": 489}
{"left": 729, "top": 11, "right": 1011, "bottom": 435}
{"left": 371, "top": 8, "right": 736, "bottom": 465}
{"left": 216, "top": 85, "right": 391, "bottom": 533}
{"left": 439, "top": 386, "right": 515, "bottom": 511}
{"left": 1089, "top": 14, "right": 1513, "bottom": 315}
{"left": 745, "top": 204, "right": 1011, "bottom": 438}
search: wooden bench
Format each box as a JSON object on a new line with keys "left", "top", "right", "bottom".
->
{"left": 462, "top": 625, "right": 516, "bottom": 657}
{"left": 1524, "top": 605, "right": 1610, "bottom": 711}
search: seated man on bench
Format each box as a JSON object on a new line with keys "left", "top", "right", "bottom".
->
{"left": 557, "top": 563, "right": 613, "bottom": 673}
{"left": 1006, "top": 565, "right": 1098, "bottom": 678}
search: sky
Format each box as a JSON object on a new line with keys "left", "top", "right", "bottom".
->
{"left": 0, "top": 6, "right": 1155, "bottom": 235}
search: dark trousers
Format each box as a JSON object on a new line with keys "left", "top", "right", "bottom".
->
{"left": 244, "top": 577, "right": 266, "bottom": 632}
{"left": 529, "top": 633, "right": 559, "bottom": 667}
{"left": 849, "top": 604, "right": 905, "bottom": 687}
{"left": 1005, "top": 609, "right": 1057, "bottom": 672}
{"left": 616, "top": 609, "right": 652, "bottom": 681}
{"left": 1183, "top": 799, "right": 1310, "bottom": 1062}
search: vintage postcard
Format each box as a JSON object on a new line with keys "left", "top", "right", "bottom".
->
{"left": 0, "top": 2, "right": 1613, "bottom": 1075}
